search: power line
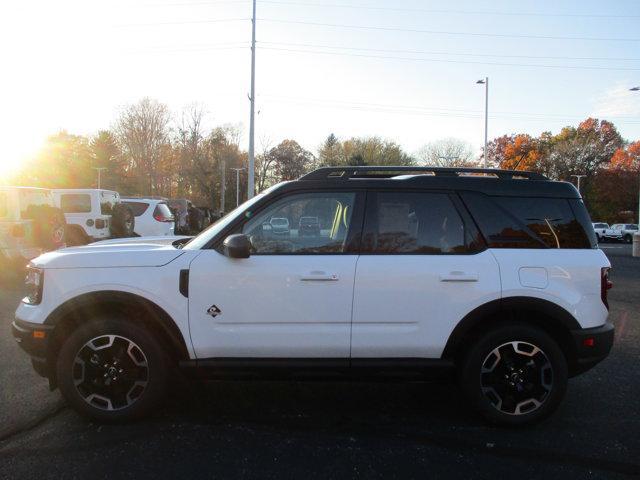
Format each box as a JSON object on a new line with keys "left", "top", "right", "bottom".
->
{"left": 260, "top": 46, "right": 640, "bottom": 72}
{"left": 261, "top": 94, "right": 640, "bottom": 121}
{"left": 259, "top": 95, "right": 640, "bottom": 125}
{"left": 259, "top": 18, "right": 640, "bottom": 42}
{"left": 257, "top": 1, "right": 640, "bottom": 18}
{"left": 259, "top": 41, "right": 640, "bottom": 63}
{"left": 117, "top": 17, "right": 248, "bottom": 27}
{"left": 152, "top": 0, "right": 640, "bottom": 19}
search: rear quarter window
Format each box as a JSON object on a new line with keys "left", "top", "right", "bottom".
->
{"left": 125, "top": 201, "right": 150, "bottom": 217}
{"left": 60, "top": 194, "right": 92, "bottom": 213}
{"left": 460, "top": 192, "right": 595, "bottom": 249}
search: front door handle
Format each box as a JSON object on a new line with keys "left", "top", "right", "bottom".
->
{"left": 300, "top": 271, "right": 339, "bottom": 281}
{"left": 439, "top": 271, "right": 479, "bottom": 282}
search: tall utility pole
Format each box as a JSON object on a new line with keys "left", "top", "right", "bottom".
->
{"left": 92, "top": 167, "right": 107, "bottom": 189}
{"left": 230, "top": 167, "right": 245, "bottom": 207}
{"left": 476, "top": 77, "right": 489, "bottom": 168}
{"left": 571, "top": 174, "right": 586, "bottom": 194}
{"left": 247, "top": 0, "right": 257, "bottom": 199}
{"left": 632, "top": 87, "right": 640, "bottom": 226}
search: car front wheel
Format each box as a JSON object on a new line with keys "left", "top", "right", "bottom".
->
{"left": 459, "top": 324, "right": 568, "bottom": 426}
{"left": 56, "top": 318, "right": 167, "bottom": 422}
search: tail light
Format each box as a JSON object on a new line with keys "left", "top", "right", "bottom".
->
{"left": 601, "top": 267, "right": 612, "bottom": 309}
{"left": 154, "top": 213, "right": 173, "bottom": 222}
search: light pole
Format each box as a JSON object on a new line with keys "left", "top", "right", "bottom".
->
{"left": 631, "top": 87, "right": 640, "bottom": 226}
{"left": 92, "top": 167, "right": 107, "bottom": 189}
{"left": 571, "top": 174, "right": 586, "bottom": 195}
{"left": 476, "top": 77, "right": 489, "bottom": 168}
{"left": 230, "top": 167, "right": 245, "bottom": 207}
{"left": 247, "top": 0, "right": 257, "bottom": 199}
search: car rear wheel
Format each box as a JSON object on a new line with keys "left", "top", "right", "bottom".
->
{"left": 57, "top": 318, "right": 167, "bottom": 422}
{"left": 459, "top": 323, "right": 567, "bottom": 426}
{"left": 624, "top": 234, "right": 632, "bottom": 244}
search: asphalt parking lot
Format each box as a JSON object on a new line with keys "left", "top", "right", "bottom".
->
{"left": 1, "top": 245, "right": 639, "bottom": 479}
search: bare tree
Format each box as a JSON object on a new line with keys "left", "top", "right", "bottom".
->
{"left": 115, "top": 98, "right": 171, "bottom": 194}
{"left": 416, "top": 138, "right": 476, "bottom": 167}
{"left": 256, "top": 134, "right": 275, "bottom": 192}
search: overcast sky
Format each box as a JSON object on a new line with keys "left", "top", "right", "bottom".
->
{"left": 1, "top": 0, "right": 639, "bottom": 175}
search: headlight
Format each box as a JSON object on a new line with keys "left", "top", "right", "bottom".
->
{"left": 22, "top": 266, "right": 44, "bottom": 305}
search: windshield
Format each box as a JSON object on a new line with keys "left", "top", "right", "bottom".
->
{"left": 182, "top": 192, "right": 267, "bottom": 250}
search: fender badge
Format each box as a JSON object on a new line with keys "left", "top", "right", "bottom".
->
{"left": 207, "top": 305, "right": 222, "bottom": 317}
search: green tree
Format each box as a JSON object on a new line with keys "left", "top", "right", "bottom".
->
{"left": 90, "top": 130, "right": 124, "bottom": 191}
{"left": 269, "top": 140, "right": 315, "bottom": 181}
{"left": 317, "top": 133, "right": 344, "bottom": 166}
{"left": 18, "top": 131, "right": 93, "bottom": 188}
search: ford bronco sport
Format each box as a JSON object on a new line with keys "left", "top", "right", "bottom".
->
{"left": 12, "top": 167, "right": 614, "bottom": 426}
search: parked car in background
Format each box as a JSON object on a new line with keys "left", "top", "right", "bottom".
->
{"left": 122, "top": 198, "right": 175, "bottom": 237}
{"left": 299, "top": 216, "right": 320, "bottom": 236}
{"left": 270, "top": 217, "right": 290, "bottom": 236}
{"left": 0, "top": 186, "right": 66, "bottom": 274}
{"left": 610, "top": 223, "right": 639, "bottom": 244}
{"left": 591, "top": 223, "right": 622, "bottom": 243}
{"left": 52, "top": 189, "right": 135, "bottom": 245}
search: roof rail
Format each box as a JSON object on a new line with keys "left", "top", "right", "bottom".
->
{"left": 299, "top": 166, "right": 547, "bottom": 181}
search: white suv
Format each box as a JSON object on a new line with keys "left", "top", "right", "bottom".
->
{"left": 12, "top": 167, "right": 614, "bottom": 426}
{"left": 52, "top": 189, "right": 135, "bottom": 245}
{"left": 121, "top": 198, "right": 175, "bottom": 237}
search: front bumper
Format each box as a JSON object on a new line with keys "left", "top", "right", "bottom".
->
{"left": 11, "top": 319, "right": 54, "bottom": 379}
{"left": 569, "top": 321, "right": 614, "bottom": 375}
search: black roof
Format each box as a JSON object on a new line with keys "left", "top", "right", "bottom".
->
{"left": 282, "top": 166, "right": 580, "bottom": 199}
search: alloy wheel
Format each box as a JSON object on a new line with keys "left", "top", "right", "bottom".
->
{"left": 72, "top": 335, "right": 149, "bottom": 411}
{"left": 480, "top": 341, "right": 553, "bottom": 416}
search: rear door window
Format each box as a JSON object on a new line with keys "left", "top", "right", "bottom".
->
{"left": 361, "top": 191, "right": 476, "bottom": 254}
{"left": 125, "top": 201, "right": 149, "bottom": 217}
{"left": 60, "top": 194, "right": 92, "bottom": 213}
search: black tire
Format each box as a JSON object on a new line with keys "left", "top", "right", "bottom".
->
{"left": 56, "top": 317, "right": 167, "bottom": 422}
{"left": 110, "top": 203, "right": 135, "bottom": 237}
{"left": 596, "top": 234, "right": 602, "bottom": 243}
{"left": 624, "top": 234, "right": 632, "bottom": 244}
{"left": 459, "top": 323, "right": 568, "bottom": 426}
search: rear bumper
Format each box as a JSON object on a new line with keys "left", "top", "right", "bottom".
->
{"left": 11, "top": 319, "right": 54, "bottom": 379}
{"left": 569, "top": 321, "right": 614, "bottom": 375}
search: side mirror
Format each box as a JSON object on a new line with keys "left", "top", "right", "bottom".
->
{"left": 223, "top": 234, "right": 251, "bottom": 259}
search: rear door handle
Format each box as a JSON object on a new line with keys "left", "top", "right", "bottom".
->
{"left": 439, "top": 272, "right": 479, "bottom": 282}
{"left": 300, "top": 271, "right": 339, "bottom": 281}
